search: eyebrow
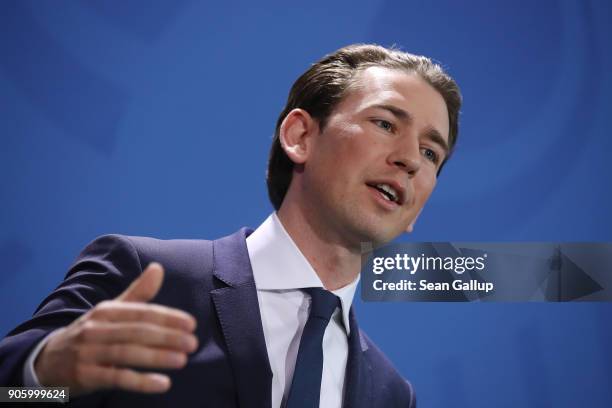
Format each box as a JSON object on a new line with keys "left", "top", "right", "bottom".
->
{"left": 372, "top": 103, "right": 412, "bottom": 122}
{"left": 370, "top": 103, "right": 450, "bottom": 158}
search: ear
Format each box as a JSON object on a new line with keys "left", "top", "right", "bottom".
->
{"left": 279, "top": 109, "right": 317, "bottom": 165}
{"left": 405, "top": 209, "right": 423, "bottom": 233}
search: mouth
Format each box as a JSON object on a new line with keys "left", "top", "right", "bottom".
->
{"left": 366, "top": 182, "right": 405, "bottom": 206}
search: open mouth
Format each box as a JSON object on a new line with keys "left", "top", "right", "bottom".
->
{"left": 367, "top": 183, "right": 400, "bottom": 204}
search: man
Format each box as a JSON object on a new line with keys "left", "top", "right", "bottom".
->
{"left": 0, "top": 44, "right": 461, "bottom": 407}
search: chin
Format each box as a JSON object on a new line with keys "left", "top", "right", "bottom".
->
{"left": 347, "top": 221, "right": 399, "bottom": 249}
{"left": 371, "top": 232, "right": 400, "bottom": 248}
{"left": 336, "top": 205, "right": 404, "bottom": 247}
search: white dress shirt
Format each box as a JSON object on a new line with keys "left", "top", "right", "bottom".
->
{"left": 24, "top": 213, "right": 359, "bottom": 408}
{"left": 247, "top": 213, "right": 358, "bottom": 408}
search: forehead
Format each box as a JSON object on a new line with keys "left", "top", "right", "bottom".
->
{"left": 339, "top": 66, "right": 450, "bottom": 141}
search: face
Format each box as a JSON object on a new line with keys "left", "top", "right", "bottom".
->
{"left": 287, "top": 66, "right": 450, "bottom": 248}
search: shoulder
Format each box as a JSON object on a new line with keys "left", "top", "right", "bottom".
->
{"left": 74, "top": 230, "right": 254, "bottom": 295}
{"left": 65, "top": 233, "right": 219, "bottom": 299}
{"left": 360, "top": 329, "right": 417, "bottom": 407}
{"left": 82, "top": 233, "right": 214, "bottom": 259}
{"left": 77, "top": 233, "right": 215, "bottom": 272}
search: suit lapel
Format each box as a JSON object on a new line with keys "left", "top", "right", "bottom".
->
{"left": 343, "top": 308, "right": 372, "bottom": 408}
{"left": 210, "top": 228, "right": 272, "bottom": 408}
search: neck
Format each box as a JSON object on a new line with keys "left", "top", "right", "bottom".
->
{"left": 277, "top": 202, "right": 361, "bottom": 291}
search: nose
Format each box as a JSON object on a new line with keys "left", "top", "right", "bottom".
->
{"left": 388, "top": 138, "right": 421, "bottom": 177}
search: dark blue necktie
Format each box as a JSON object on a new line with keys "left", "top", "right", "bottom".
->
{"left": 285, "top": 287, "right": 341, "bottom": 408}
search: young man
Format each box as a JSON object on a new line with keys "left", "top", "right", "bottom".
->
{"left": 0, "top": 44, "right": 461, "bottom": 407}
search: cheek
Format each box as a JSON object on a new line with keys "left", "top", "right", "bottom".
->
{"left": 414, "top": 173, "right": 437, "bottom": 205}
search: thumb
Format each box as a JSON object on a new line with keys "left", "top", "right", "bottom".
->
{"left": 118, "top": 262, "right": 164, "bottom": 302}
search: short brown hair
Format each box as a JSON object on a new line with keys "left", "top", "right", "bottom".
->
{"left": 266, "top": 44, "right": 462, "bottom": 210}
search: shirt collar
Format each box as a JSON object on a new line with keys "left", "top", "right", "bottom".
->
{"left": 246, "top": 213, "right": 359, "bottom": 335}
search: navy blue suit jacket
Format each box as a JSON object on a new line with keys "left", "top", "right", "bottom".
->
{"left": 0, "top": 229, "right": 415, "bottom": 407}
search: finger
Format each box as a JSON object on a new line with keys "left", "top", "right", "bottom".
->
{"left": 80, "top": 344, "right": 188, "bottom": 369}
{"left": 76, "top": 363, "right": 171, "bottom": 394}
{"left": 79, "top": 321, "right": 198, "bottom": 352}
{"left": 91, "top": 302, "right": 196, "bottom": 332}
{"left": 118, "top": 262, "right": 164, "bottom": 303}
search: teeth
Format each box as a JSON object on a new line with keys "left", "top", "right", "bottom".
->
{"left": 376, "top": 183, "right": 398, "bottom": 202}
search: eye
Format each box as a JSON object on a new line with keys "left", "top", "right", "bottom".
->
{"left": 373, "top": 119, "right": 395, "bottom": 133}
{"left": 421, "top": 147, "right": 439, "bottom": 164}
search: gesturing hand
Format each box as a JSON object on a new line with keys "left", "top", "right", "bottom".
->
{"left": 34, "top": 263, "right": 198, "bottom": 397}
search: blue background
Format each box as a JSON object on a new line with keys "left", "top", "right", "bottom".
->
{"left": 1, "top": 1, "right": 611, "bottom": 406}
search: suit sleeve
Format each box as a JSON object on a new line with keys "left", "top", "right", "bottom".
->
{"left": 0, "top": 234, "right": 144, "bottom": 386}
